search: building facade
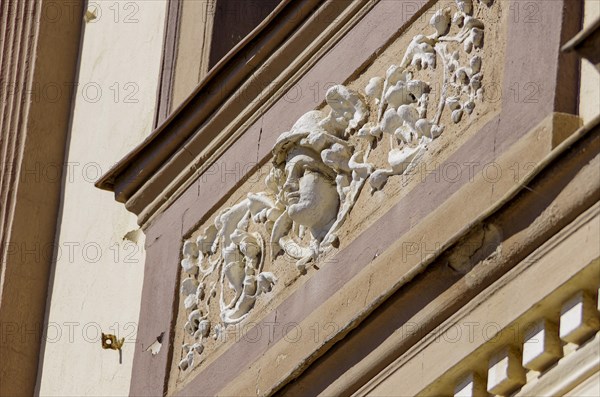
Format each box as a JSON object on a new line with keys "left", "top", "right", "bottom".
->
{"left": 1, "top": 0, "right": 599, "bottom": 396}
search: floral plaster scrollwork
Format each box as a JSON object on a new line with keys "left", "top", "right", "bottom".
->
{"left": 178, "top": 0, "right": 493, "bottom": 371}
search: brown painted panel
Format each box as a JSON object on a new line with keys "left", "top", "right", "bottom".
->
{"left": 129, "top": 0, "right": 583, "bottom": 395}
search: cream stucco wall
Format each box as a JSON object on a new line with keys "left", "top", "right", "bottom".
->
{"left": 37, "top": 1, "right": 166, "bottom": 395}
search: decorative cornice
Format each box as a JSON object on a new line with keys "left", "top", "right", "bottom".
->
{"left": 95, "top": 0, "right": 380, "bottom": 226}
{"left": 95, "top": 0, "right": 304, "bottom": 193}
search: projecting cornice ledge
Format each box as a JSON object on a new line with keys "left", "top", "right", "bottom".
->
{"left": 95, "top": 0, "right": 381, "bottom": 227}
{"left": 562, "top": 15, "right": 600, "bottom": 72}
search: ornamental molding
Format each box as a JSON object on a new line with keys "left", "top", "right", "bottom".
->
{"left": 177, "top": 0, "right": 494, "bottom": 371}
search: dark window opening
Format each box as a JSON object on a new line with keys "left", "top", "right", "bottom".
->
{"left": 209, "top": 0, "right": 283, "bottom": 68}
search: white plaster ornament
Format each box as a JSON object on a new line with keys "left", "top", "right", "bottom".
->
{"left": 178, "top": 0, "right": 492, "bottom": 371}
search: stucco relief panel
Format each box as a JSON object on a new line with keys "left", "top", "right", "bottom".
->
{"left": 172, "top": 0, "right": 504, "bottom": 384}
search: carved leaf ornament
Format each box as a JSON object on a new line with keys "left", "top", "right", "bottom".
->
{"left": 178, "top": 0, "right": 492, "bottom": 371}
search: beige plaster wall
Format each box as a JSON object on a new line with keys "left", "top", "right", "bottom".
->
{"left": 37, "top": 1, "right": 166, "bottom": 395}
